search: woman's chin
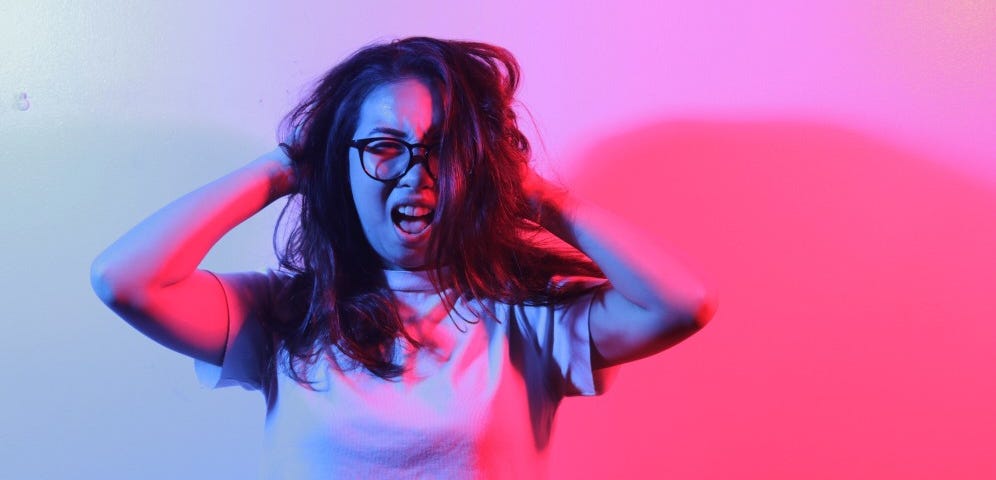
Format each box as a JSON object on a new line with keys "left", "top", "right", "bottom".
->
{"left": 380, "top": 250, "right": 430, "bottom": 271}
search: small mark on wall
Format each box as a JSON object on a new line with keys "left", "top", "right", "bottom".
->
{"left": 15, "top": 92, "right": 30, "bottom": 111}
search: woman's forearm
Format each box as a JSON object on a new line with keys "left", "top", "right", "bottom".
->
{"left": 534, "top": 187, "right": 717, "bottom": 367}
{"left": 547, "top": 195, "right": 715, "bottom": 324}
{"left": 91, "top": 149, "right": 295, "bottom": 300}
{"left": 526, "top": 166, "right": 716, "bottom": 329}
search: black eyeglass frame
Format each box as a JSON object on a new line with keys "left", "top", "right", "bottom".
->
{"left": 350, "top": 137, "right": 439, "bottom": 182}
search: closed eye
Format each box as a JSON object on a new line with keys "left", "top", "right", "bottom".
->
{"left": 366, "top": 139, "right": 406, "bottom": 158}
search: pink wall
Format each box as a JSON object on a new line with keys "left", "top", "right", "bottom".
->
{"left": 552, "top": 120, "right": 996, "bottom": 478}
{"left": 3, "top": 1, "right": 993, "bottom": 478}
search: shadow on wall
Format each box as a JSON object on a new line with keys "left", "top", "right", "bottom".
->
{"left": 550, "top": 119, "right": 996, "bottom": 479}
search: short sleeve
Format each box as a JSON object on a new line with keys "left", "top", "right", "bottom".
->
{"left": 193, "top": 270, "right": 281, "bottom": 391}
{"left": 514, "top": 276, "right": 621, "bottom": 397}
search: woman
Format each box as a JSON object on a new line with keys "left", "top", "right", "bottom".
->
{"left": 91, "top": 37, "right": 716, "bottom": 479}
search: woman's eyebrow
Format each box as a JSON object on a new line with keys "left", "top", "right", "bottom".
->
{"left": 367, "top": 127, "right": 408, "bottom": 138}
{"left": 367, "top": 126, "right": 441, "bottom": 144}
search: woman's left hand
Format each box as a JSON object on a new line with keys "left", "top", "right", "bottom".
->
{"left": 519, "top": 161, "right": 716, "bottom": 369}
{"left": 519, "top": 165, "right": 574, "bottom": 232}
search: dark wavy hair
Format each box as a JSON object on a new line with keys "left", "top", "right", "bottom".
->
{"left": 271, "top": 37, "right": 603, "bottom": 383}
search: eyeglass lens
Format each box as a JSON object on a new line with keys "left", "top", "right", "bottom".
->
{"left": 361, "top": 139, "right": 436, "bottom": 180}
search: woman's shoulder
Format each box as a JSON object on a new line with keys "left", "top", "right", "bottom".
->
{"left": 490, "top": 274, "right": 608, "bottom": 318}
{"left": 216, "top": 268, "right": 296, "bottom": 294}
{"left": 211, "top": 268, "right": 305, "bottom": 318}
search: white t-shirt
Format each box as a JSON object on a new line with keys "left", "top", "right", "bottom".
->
{"left": 195, "top": 268, "right": 618, "bottom": 479}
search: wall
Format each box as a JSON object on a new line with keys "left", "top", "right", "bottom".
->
{"left": 2, "top": 1, "right": 994, "bottom": 478}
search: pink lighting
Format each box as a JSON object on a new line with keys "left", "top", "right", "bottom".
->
{"left": 4, "top": 1, "right": 994, "bottom": 478}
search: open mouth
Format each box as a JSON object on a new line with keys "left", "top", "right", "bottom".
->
{"left": 391, "top": 205, "right": 434, "bottom": 237}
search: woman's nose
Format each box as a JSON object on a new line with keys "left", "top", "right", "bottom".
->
{"left": 397, "top": 157, "right": 434, "bottom": 190}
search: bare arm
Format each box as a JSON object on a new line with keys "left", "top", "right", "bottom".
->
{"left": 90, "top": 147, "right": 296, "bottom": 365}
{"left": 525, "top": 171, "right": 718, "bottom": 369}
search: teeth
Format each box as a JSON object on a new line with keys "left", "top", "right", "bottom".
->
{"left": 398, "top": 205, "right": 432, "bottom": 217}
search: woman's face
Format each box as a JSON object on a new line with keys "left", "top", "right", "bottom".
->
{"left": 349, "top": 78, "right": 442, "bottom": 270}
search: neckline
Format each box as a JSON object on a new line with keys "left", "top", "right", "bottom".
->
{"left": 383, "top": 269, "right": 440, "bottom": 292}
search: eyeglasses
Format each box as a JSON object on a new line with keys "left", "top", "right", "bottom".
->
{"left": 350, "top": 137, "right": 439, "bottom": 182}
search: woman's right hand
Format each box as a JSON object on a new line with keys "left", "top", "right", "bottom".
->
{"left": 255, "top": 144, "right": 299, "bottom": 200}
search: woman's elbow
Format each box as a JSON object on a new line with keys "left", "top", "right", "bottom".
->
{"left": 624, "top": 302, "right": 711, "bottom": 363}
{"left": 90, "top": 255, "right": 142, "bottom": 308}
{"left": 692, "top": 290, "right": 719, "bottom": 330}
{"left": 650, "top": 291, "right": 717, "bottom": 343}
{"left": 91, "top": 256, "right": 118, "bottom": 305}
